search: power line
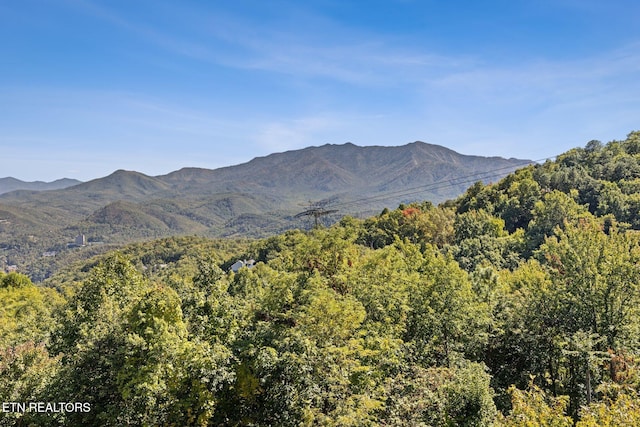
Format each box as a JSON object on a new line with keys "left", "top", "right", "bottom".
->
{"left": 295, "top": 200, "right": 339, "bottom": 228}
{"left": 223, "top": 152, "right": 561, "bottom": 230}
{"left": 328, "top": 156, "right": 555, "bottom": 212}
{"left": 236, "top": 154, "right": 558, "bottom": 227}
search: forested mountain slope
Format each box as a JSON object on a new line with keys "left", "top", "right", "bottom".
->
{"left": 3, "top": 132, "right": 640, "bottom": 425}
{"left": 456, "top": 131, "right": 640, "bottom": 230}
{"left": 0, "top": 141, "right": 528, "bottom": 280}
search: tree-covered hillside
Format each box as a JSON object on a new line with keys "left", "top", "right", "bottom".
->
{"left": 3, "top": 132, "right": 640, "bottom": 425}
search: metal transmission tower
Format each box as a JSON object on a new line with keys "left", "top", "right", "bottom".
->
{"left": 295, "top": 199, "right": 338, "bottom": 229}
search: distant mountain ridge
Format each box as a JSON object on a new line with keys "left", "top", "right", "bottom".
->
{"left": 0, "top": 177, "right": 82, "bottom": 195}
{"left": 0, "top": 141, "right": 531, "bottom": 231}
{"left": 3, "top": 141, "right": 527, "bottom": 202}
{"left": 158, "top": 141, "right": 528, "bottom": 198}
{"left": 0, "top": 141, "right": 531, "bottom": 279}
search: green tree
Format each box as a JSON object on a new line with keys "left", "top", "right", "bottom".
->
{"left": 540, "top": 221, "right": 640, "bottom": 350}
{"left": 497, "top": 382, "right": 573, "bottom": 427}
{"left": 381, "top": 362, "right": 497, "bottom": 427}
{"left": 49, "top": 253, "right": 235, "bottom": 426}
{"left": 117, "top": 285, "right": 232, "bottom": 426}
{"left": 535, "top": 221, "right": 640, "bottom": 415}
{"left": 405, "top": 243, "right": 490, "bottom": 366}
{"left": 484, "top": 259, "right": 561, "bottom": 407}
{"left": 526, "top": 189, "right": 590, "bottom": 252}
{"left": 48, "top": 253, "right": 148, "bottom": 425}
{"left": 577, "top": 386, "right": 640, "bottom": 426}
{"left": 0, "top": 278, "right": 63, "bottom": 348}
{"left": 0, "top": 343, "right": 59, "bottom": 427}
{"left": 0, "top": 272, "right": 33, "bottom": 289}
{"left": 452, "top": 209, "right": 524, "bottom": 271}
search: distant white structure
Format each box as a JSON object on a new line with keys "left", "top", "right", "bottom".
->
{"left": 230, "top": 259, "right": 256, "bottom": 273}
{"left": 75, "top": 234, "right": 86, "bottom": 246}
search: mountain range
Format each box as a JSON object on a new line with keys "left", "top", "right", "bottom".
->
{"left": 0, "top": 177, "right": 81, "bottom": 195}
{"left": 0, "top": 142, "right": 530, "bottom": 279}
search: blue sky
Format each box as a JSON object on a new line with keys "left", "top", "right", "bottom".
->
{"left": 1, "top": 0, "right": 639, "bottom": 181}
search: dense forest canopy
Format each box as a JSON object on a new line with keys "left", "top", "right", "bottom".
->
{"left": 3, "top": 131, "right": 640, "bottom": 425}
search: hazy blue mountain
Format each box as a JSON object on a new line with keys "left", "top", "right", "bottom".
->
{"left": 0, "top": 177, "right": 81, "bottom": 195}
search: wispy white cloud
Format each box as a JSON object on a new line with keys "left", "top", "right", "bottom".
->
{"left": 407, "top": 40, "right": 640, "bottom": 156}
{"left": 430, "top": 41, "right": 640, "bottom": 95}
{"left": 5, "top": 1, "right": 640, "bottom": 179}
{"left": 48, "top": 1, "right": 640, "bottom": 107}
{"left": 65, "top": 0, "right": 218, "bottom": 61}
{"left": 65, "top": 0, "right": 470, "bottom": 86}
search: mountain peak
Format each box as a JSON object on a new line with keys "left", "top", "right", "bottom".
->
{"left": 72, "top": 169, "right": 170, "bottom": 197}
